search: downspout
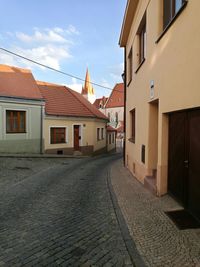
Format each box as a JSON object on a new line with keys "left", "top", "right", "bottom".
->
{"left": 40, "top": 103, "right": 44, "bottom": 154}
{"left": 123, "top": 47, "right": 127, "bottom": 165}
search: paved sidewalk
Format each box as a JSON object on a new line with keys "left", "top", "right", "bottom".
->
{"left": 110, "top": 158, "right": 200, "bottom": 267}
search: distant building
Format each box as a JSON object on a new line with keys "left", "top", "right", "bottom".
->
{"left": 93, "top": 83, "right": 124, "bottom": 148}
{"left": 81, "top": 69, "right": 96, "bottom": 104}
{"left": 38, "top": 81, "right": 108, "bottom": 156}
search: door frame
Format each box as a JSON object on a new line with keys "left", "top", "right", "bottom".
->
{"left": 72, "top": 124, "right": 83, "bottom": 149}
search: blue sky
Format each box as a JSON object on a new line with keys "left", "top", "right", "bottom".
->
{"left": 0, "top": 0, "right": 126, "bottom": 98}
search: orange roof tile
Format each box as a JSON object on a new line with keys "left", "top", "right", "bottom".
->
{"left": 0, "top": 64, "right": 43, "bottom": 100}
{"left": 37, "top": 81, "right": 108, "bottom": 120}
{"left": 107, "top": 125, "right": 117, "bottom": 132}
{"left": 105, "top": 83, "right": 124, "bottom": 108}
{"left": 93, "top": 96, "right": 108, "bottom": 109}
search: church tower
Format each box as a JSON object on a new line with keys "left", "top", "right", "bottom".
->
{"left": 81, "top": 69, "right": 96, "bottom": 104}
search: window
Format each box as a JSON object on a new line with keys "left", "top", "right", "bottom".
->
{"left": 127, "top": 48, "right": 132, "bottom": 84}
{"left": 163, "top": 0, "right": 186, "bottom": 29}
{"left": 97, "top": 128, "right": 100, "bottom": 141}
{"left": 138, "top": 15, "right": 146, "bottom": 65}
{"left": 109, "top": 133, "right": 111, "bottom": 144}
{"left": 6, "top": 110, "right": 26, "bottom": 133}
{"left": 51, "top": 127, "right": 66, "bottom": 144}
{"left": 115, "top": 112, "right": 118, "bottom": 123}
{"left": 101, "top": 128, "right": 104, "bottom": 140}
{"left": 108, "top": 112, "right": 110, "bottom": 122}
{"left": 130, "top": 109, "right": 135, "bottom": 143}
{"left": 112, "top": 133, "right": 115, "bottom": 144}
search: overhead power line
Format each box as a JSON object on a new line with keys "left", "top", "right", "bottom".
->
{"left": 0, "top": 47, "right": 123, "bottom": 92}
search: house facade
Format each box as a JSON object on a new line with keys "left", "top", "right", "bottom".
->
{"left": 0, "top": 65, "right": 44, "bottom": 153}
{"left": 93, "top": 83, "right": 124, "bottom": 148}
{"left": 120, "top": 0, "right": 200, "bottom": 220}
{"left": 37, "top": 81, "right": 108, "bottom": 155}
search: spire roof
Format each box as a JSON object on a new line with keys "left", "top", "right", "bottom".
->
{"left": 83, "top": 68, "right": 94, "bottom": 95}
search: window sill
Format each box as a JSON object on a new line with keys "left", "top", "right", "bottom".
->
{"left": 156, "top": 1, "right": 188, "bottom": 44}
{"left": 6, "top": 131, "right": 26, "bottom": 134}
{"left": 128, "top": 138, "right": 135, "bottom": 144}
{"left": 135, "top": 58, "right": 145, "bottom": 74}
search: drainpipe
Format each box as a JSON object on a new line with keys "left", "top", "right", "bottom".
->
{"left": 123, "top": 47, "right": 127, "bottom": 165}
{"left": 40, "top": 103, "right": 44, "bottom": 154}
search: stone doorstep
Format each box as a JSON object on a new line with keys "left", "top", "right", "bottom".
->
{"left": 144, "top": 169, "right": 157, "bottom": 196}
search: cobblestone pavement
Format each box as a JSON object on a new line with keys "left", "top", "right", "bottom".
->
{"left": 0, "top": 157, "right": 77, "bottom": 190}
{"left": 111, "top": 159, "right": 200, "bottom": 267}
{"left": 0, "top": 154, "right": 137, "bottom": 266}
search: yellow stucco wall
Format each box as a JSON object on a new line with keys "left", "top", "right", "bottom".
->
{"left": 107, "top": 132, "right": 116, "bottom": 152}
{"left": 123, "top": 0, "right": 200, "bottom": 195}
{"left": 43, "top": 116, "right": 107, "bottom": 152}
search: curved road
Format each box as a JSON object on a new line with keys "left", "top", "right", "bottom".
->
{"left": 0, "top": 153, "right": 134, "bottom": 267}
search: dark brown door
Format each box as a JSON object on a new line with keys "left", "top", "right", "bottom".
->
{"left": 168, "top": 111, "right": 188, "bottom": 205}
{"left": 188, "top": 110, "right": 200, "bottom": 219}
{"left": 168, "top": 109, "right": 200, "bottom": 220}
{"left": 74, "top": 125, "right": 80, "bottom": 150}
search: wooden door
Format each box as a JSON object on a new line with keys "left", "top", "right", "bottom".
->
{"left": 168, "top": 109, "right": 200, "bottom": 220}
{"left": 188, "top": 110, "right": 200, "bottom": 219}
{"left": 168, "top": 111, "right": 188, "bottom": 205}
{"left": 74, "top": 125, "right": 80, "bottom": 150}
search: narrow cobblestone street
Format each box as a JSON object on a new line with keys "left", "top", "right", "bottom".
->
{"left": 0, "top": 154, "right": 139, "bottom": 267}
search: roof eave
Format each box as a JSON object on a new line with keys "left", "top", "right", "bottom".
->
{"left": 119, "top": 0, "right": 139, "bottom": 47}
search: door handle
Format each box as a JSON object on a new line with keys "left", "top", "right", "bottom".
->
{"left": 184, "top": 160, "right": 189, "bottom": 168}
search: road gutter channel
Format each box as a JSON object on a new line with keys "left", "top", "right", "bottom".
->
{"left": 106, "top": 168, "right": 147, "bottom": 267}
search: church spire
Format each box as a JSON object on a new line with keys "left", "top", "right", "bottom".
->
{"left": 84, "top": 68, "right": 94, "bottom": 95}
{"left": 81, "top": 68, "right": 96, "bottom": 104}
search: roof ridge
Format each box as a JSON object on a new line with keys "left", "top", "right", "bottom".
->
{"left": 66, "top": 87, "right": 101, "bottom": 118}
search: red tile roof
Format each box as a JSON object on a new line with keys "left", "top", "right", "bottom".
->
{"left": 0, "top": 64, "right": 43, "bottom": 100}
{"left": 107, "top": 125, "right": 117, "bottom": 132}
{"left": 37, "top": 81, "right": 108, "bottom": 120}
{"left": 93, "top": 96, "right": 108, "bottom": 109}
{"left": 105, "top": 83, "right": 124, "bottom": 108}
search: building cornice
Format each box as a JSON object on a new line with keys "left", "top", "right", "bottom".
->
{"left": 119, "top": 0, "right": 139, "bottom": 47}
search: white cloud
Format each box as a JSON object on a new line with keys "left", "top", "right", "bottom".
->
{"left": 0, "top": 44, "right": 71, "bottom": 70}
{"left": 66, "top": 25, "right": 79, "bottom": 35}
{"left": 66, "top": 78, "right": 82, "bottom": 93}
{"left": 0, "top": 52, "right": 17, "bottom": 66}
{"left": 15, "top": 45, "right": 71, "bottom": 70}
{"left": 16, "top": 29, "right": 68, "bottom": 43}
{"left": 101, "top": 78, "right": 112, "bottom": 89}
{"left": 109, "top": 62, "right": 124, "bottom": 81}
{"left": 0, "top": 25, "right": 80, "bottom": 71}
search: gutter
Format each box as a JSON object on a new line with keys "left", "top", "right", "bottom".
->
{"left": 40, "top": 105, "right": 44, "bottom": 154}
{"left": 123, "top": 47, "right": 127, "bottom": 165}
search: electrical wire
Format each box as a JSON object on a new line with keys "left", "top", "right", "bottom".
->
{"left": 0, "top": 47, "right": 124, "bottom": 93}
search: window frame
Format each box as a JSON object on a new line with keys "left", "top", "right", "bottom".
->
{"left": 6, "top": 110, "right": 26, "bottom": 134}
{"left": 156, "top": 0, "right": 188, "bottom": 43}
{"left": 101, "top": 128, "right": 104, "bottom": 140}
{"left": 97, "top": 127, "right": 100, "bottom": 141}
{"left": 127, "top": 47, "right": 133, "bottom": 85}
{"left": 135, "top": 13, "right": 146, "bottom": 73}
{"left": 163, "top": 0, "right": 186, "bottom": 29}
{"left": 50, "top": 127, "right": 67, "bottom": 144}
{"left": 129, "top": 109, "right": 136, "bottom": 143}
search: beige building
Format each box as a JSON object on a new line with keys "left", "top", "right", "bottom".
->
{"left": 37, "top": 81, "right": 108, "bottom": 155}
{"left": 120, "top": 0, "right": 200, "bottom": 220}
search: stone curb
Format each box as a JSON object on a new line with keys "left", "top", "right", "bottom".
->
{"left": 107, "top": 168, "right": 147, "bottom": 267}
